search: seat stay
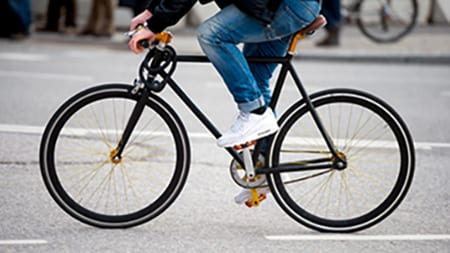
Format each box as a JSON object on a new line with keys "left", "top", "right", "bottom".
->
{"left": 286, "top": 61, "right": 343, "bottom": 162}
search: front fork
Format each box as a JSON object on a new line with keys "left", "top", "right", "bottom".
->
{"left": 111, "top": 81, "right": 150, "bottom": 162}
{"left": 112, "top": 44, "right": 165, "bottom": 162}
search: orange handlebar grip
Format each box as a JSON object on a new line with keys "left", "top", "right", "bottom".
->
{"left": 155, "top": 32, "right": 173, "bottom": 44}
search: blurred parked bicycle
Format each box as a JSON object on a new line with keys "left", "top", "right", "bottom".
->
{"left": 342, "top": 0, "right": 418, "bottom": 43}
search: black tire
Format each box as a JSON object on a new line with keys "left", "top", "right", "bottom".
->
{"left": 356, "top": 0, "right": 418, "bottom": 43}
{"left": 267, "top": 89, "right": 414, "bottom": 232}
{"left": 40, "top": 84, "right": 190, "bottom": 228}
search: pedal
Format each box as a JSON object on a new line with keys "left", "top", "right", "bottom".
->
{"left": 233, "top": 140, "right": 256, "bottom": 151}
{"left": 245, "top": 188, "right": 267, "bottom": 208}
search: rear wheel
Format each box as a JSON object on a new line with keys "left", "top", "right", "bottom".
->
{"left": 40, "top": 84, "right": 190, "bottom": 228}
{"left": 268, "top": 89, "right": 414, "bottom": 232}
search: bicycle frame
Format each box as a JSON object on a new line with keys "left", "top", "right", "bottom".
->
{"left": 116, "top": 48, "right": 346, "bottom": 176}
{"left": 40, "top": 26, "right": 415, "bottom": 230}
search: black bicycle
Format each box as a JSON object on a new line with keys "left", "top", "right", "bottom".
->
{"left": 40, "top": 16, "right": 415, "bottom": 233}
{"left": 343, "top": 0, "right": 418, "bottom": 43}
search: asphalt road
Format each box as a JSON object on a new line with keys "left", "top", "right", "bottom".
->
{"left": 0, "top": 39, "right": 449, "bottom": 252}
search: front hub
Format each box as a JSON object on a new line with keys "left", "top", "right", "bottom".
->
{"left": 110, "top": 149, "right": 122, "bottom": 164}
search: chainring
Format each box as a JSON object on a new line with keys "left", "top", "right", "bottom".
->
{"left": 229, "top": 151, "right": 267, "bottom": 189}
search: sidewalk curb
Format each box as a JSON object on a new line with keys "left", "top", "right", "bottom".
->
{"left": 295, "top": 54, "right": 450, "bottom": 65}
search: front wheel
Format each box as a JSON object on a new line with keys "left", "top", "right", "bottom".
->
{"left": 267, "top": 89, "right": 415, "bottom": 232}
{"left": 40, "top": 84, "right": 190, "bottom": 228}
{"left": 356, "top": 0, "right": 418, "bottom": 43}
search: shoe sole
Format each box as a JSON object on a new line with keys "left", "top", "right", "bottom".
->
{"left": 218, "top": 126, "right": 278, "bottom": 148}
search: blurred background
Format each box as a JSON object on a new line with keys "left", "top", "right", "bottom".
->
{"left": 2, "top": 0, "right": 449, "bottom": 39}
{"left": 1, "top": 1, "right": 450, "bottom": 252}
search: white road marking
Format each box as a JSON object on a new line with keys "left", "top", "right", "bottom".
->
{"left": 0, "top": 240, "right": 48, "bottom": 245}
{"left": 0, "top": 124, "right": 44, "bottom": 135}
{"left": 0, "top": 70, "right": 94, "bottom": 82}
{"left": 265, "top": 234, "right": 450, "bottom": 241}
{"left": 0, "top": 123, "right": 449, "bottom": 150}
{"left": 0, "top": 52, "right": 48, "bottom": 61}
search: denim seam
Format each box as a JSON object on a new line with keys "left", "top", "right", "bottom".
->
{"left": 298, "top": 1, "right": 320, "bottom": 18}
{"left": 284, "top": 3, "right": 316, "bottom": 26}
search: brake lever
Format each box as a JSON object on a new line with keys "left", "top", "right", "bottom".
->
{"left": 125, "top": 23, "right": 150, "bottom": 48}
{"left": 125, "top": 23, "right": 146, "bottom": 37}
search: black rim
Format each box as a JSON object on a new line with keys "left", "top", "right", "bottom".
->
{"left": 269, "top": 91, "right": 414, "bottom": 232}
{"left": 40, "top": 85, "right": 190, "bottom": 227}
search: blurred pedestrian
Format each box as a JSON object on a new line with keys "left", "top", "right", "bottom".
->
{"left": 0, "top": 0, "right": 32, "bottom": 39}
{"left": 317, "top": 0, "right": 341, "bottom": 46}
{"left": 38, "top": 0, "right": 77, "bottom": 33}
{"left": 80, "top": 0, "right": 115, "bottom": 37}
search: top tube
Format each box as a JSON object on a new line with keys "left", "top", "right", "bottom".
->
{"left": 148, "top": 14, "right": 327, "bottom": 56}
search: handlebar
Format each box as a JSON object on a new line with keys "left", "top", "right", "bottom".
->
{"left": 126, "top": 24, "right": 173, "bottom": 49}
{"left": 126, "top": 25, "right": 177, "bottom": 92}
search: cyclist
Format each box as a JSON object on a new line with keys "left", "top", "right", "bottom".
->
{"left": 128, "top": 0, "right": 321, "bottom": 204}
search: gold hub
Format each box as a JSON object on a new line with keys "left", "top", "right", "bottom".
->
{"left": 110, "top": 149, "right": 122, "bottom": 164}
{"left": 331, "top": 151, "right": 347, "bottom": 170}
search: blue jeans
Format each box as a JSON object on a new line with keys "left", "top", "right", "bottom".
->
{"left": 197, "top": 0, "right": 320, "bottom": 113}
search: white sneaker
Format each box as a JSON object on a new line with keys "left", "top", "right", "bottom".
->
{"left": 217, "top": 108, "right": 278, "bottom": 148}
{"left": 234, "top": 187, "right": 270, "bottom": 205}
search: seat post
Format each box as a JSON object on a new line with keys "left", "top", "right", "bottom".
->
{"left": 287, "top": 15, "right": 328, "bottom": 55}
{"left": 288, "top": 32, "right": 307, "bottom": 54}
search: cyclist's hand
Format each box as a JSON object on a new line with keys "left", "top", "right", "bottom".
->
{"left": 130, "top": 9, "right": 152, "bottom": 31}
{"left": 128, "top": 28, "right": 155, "bottom": 54}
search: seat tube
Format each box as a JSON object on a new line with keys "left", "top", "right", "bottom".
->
{"left": 287, "top": 62, "right": 342, "bottom": 160}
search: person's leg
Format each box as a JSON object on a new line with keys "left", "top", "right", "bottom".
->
{"left": 197, "top": 0, "right": 320, "bottom": 113}
{"left": 45, "top": 0, "right": 62, "bottom": 31}
{"left": 243, "top": 37, "right": 291, "bottom": 107}
{"left": 197, "top": 0, "right": 319, "bottom": 148}
{"left": 197, "top": 6, "right": 278, "bottom": 148}
{"left": 197, "top": 5, "right": 266, "bottom": 113}
{"left": 242, "top": 39, "right": 290, "bottom": 153}
{"left": 81, "top": 0, "right": 98, "bottom": 34}
{"left": 199, "top": 0, "right": 320, "bottom": 203}
{"left": 0, "top": 1, "right": 24, "bottom": 37}
{"left": 64, "top": 0, "right": 77, "bottom": 28}
{"left": 100, "top": 0, "right": 115, "bottom": 36}
{"left": 321, "top": 0, "right": 341, "bottom": 29}
{"left": 317, "top": 0, "right": 341, "bottom": 46}
{"left": 242, "top": 1, "right": 320, "bottom": 154}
